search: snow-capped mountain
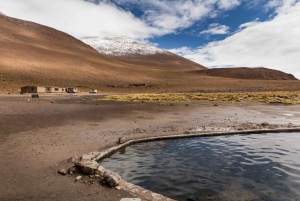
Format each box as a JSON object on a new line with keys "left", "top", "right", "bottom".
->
{"left": 81, "top": 36, "right": 172, "bottom": 57}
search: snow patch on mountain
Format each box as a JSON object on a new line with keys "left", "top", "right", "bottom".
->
{"left": 81, "top": 36, "right": 171, "bottom": 56}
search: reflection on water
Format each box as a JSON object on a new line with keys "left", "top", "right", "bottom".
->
{"left": 100, "top": 133, "right": 300, "bottom": 201}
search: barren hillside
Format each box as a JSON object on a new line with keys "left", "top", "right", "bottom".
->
{"left": 1, "top": 14, "right": 299, "bottom": 93}
{"left": 199, "top": 67, "right": 297, "bottom": 80}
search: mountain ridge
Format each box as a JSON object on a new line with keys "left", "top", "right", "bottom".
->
{"left": 0, "top": 13, "right": 299, "bottom": 93}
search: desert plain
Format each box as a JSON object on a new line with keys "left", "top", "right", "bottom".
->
{"left": 1, "top": 91, "right": 300, "bottom": 201}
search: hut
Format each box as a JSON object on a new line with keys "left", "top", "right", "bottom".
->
{"left": 21, "top": 86, "right": 46, "bottom": 94}
{"left": 45, "top": 87, "right": 66, "bottom": 93}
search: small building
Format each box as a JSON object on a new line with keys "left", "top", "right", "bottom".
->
{"left": 21, "top": 86, "right": 46, "bottom": 94}
{"left": 45, "top": 87, "right": 66, "bottom": 93}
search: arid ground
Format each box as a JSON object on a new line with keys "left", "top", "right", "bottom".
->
{"left": 1, "top": 93, "right": 300, "bottom": 201}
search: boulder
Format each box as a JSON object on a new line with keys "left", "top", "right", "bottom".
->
{"left": 80, "top": 154, "right": 92, "bottom": 161}
{"left": 75, "top": 160, "right": 100, "bottom": 174}
{"left": 103, "top": 170, "right": 121, "bottom": 187}
{"left": 58, "top": 169, "right": 67, "bottom": 175}
{"left": 97, "top": 165, "right": 106, "bottom": 176}
{"left": 119, "top": 137, "right": 126, "bottom": 144}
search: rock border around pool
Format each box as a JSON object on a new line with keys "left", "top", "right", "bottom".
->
{"left": 71, "top": 128, "right": 300, "bottom": 201}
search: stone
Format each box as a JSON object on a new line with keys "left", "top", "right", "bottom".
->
{"left": 75, "top": 176, "right": 82, "bottom": 181}
{"left": 120, "top": 199, "right": 141, "bottom": 201}
{"left": 97, "top": 166, "right": 106, "bottom": 176}
{"left": 88, "top": 151, "right": 100, "bottom": 159}
{"left": 184, "top": 131, "right": 190, "bottom": 134}
{"left": 103, "top": 170, "right": 121, "bottom": 187}
{"left": 75, "top": 160, "right": 100, "bottom": 174}
{"left": 68, "top": 156, "right": 78, "bottom": 163}
{"left": 261, "top": 122, "right": 270, "bottom": 127}
{"left": 119, "top": 137, "right": 126, "bottom": 144}
{"left": 58, "top": 169, "right": 67, "bottom": 175}
{"left": 68, "top": 166, "right": 77, "bottom": 175}
{"left": 80, "top": 154, "right": 92, "bottom": 161}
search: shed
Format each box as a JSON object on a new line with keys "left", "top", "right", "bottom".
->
{"left": 21, "top": 86, "right": 46, "bottom": 94}
{"left": 45, "top": 87, "right": 66, "bottom": 93}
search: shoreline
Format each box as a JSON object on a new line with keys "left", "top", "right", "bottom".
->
{"left": 1, "top": 94, "right": 300, "bottom": 200}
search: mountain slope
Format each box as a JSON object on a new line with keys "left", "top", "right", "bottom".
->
{"left": 1, "top": 14, "right": 299, "bottom": 93}
{"left": 0, "top": 14, "right": 162, "bottom": 90}
{"left": 81, "top": 36, "right": 207, "bottom": 71}
{"left": 199, "top": 67, "right": 297, "bottom": 80}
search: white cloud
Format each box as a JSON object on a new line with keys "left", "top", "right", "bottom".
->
{"left": 0, "top": 0, "right": 243, "bottom": 39}
{"left": 239, "top": 18, "right": 260, "bottom": 29}
{"left": 200, "top": 23, "right": 230, "bottom": 35}
{"left": 169, "top": 1, "right": 300, "bottom": 79}
{"left": 0, "top": 0, "right": 162, "bottom": 39}
{"left": 111, "top": 0, "right": 242, "bottom": 32}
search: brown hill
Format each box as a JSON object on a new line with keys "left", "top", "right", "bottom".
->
{"left": 0, "top": 14, "right": 208, "bottom": 92}
{"left": 199, "top": 67, "right": 297, "bottom": 80}
{"left": 110, "top": 53, "right": 206, "bottom": 71}
{"left": 0, "top": 14, "right": 299, "bottom": 93}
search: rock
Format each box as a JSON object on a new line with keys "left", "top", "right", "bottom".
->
{"left": 103, "top": 170, "right": 121, "bottom": 187}
{"left": 119, "top": 137, "right": 126, "bottom": 144}
{"left": 58, "top": 169, "right": 67, "bottom": 175}
{"left": 68, "top": 166, "right": 77, "bottom": 175}
{"left": 120, "top": 199, "right": 141, "bottom": 201}
{"left": 75, "top": 176, "right": 82, "bottom": 181}
{"left": 68, "top": 156, "right": 78, "bottom": 163}
{"left": 184, "top": 131, "right": 190, "bottom": 134}
{"left": 213, "top": 104, "right": 218, "bottom": 106}
{"left": 115, "top": 186, "right": 121, "bottom": 190}
{"left": 80, "top": 154, "right": 92, "bottom": 161}
{"left": 94, "top": 175, "right": 102, "bottom": 179}
{"left": 75, "top": 161, "right": 100, "bottom": 174}
{"left": 261, "top": 122, "right": 270, "bottom": 127}
{"left": 97, "top": 166, "right": 106, "bottom": 176}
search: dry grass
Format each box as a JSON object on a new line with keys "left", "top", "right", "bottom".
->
{"left": 100, "top": 91, "right": 300, "bottom": 104}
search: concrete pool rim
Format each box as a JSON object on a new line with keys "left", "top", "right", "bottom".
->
{"left": 76, "top": 128, "right": 300, "bottom": 201}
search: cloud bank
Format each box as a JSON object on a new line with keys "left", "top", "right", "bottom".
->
{"left": 169, "top": 1, "right": 300, "bottom": 78}
{"left": 0, "top": 0, "right": 299, "bottom": 78}
{"left": 0, "top": 0, "right": 161, "bottom": 39}
{"left": 0, "top": 0, "right": 241, "bottom": 39}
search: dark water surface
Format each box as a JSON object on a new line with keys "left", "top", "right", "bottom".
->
{"left": 100, "top": 133, "right": 300, "bottom": 201}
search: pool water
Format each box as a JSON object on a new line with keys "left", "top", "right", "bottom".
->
{"left": 100, "top": 133, "right": 300, "bottom": 201}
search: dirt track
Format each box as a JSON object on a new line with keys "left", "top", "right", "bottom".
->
{"left": 0, "top": 93, "right": 300, "bottom": 201}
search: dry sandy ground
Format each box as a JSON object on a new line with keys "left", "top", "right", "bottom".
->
{"left": 1, "top": 93, "right": 300, "bottom": 201}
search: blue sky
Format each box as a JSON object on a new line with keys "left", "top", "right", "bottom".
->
{"left": 0, "top": 0, "right": 299, "bottom": 78}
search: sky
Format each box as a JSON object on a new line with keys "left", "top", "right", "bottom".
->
{"left": 0, "top": 0, "right": 300, "bottom": 78}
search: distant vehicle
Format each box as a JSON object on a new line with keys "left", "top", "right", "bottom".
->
{"left": 66, "top": 88, "right": 77, "bottom": 93}
{"left": 89, "top": 89, "right": 97, "bottom": 93}
{"left": 31, "top": 94, "right": 39, "bottom": 99}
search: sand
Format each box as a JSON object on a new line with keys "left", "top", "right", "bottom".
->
{"left": 0, "top": 93, "right": 300, "bottom": 201}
